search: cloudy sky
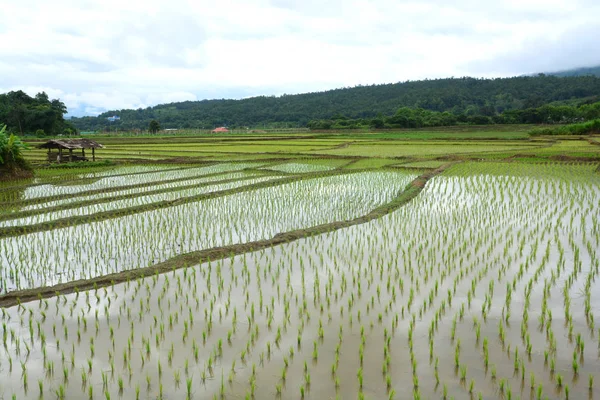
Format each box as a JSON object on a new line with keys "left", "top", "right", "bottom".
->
{"left": 1, "top": 0, "right": 599, "bottom": 116}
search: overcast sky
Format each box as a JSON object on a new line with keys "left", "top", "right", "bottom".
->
{"left": 1, "top": 0, "right": 599, "bottom": 116}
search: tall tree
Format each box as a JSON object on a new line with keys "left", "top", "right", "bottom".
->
{"left": 0, "top": 91, "right": 72, "bottom": 136}
{"left": 149, "top": 119, "right": 161, "bottom": 133}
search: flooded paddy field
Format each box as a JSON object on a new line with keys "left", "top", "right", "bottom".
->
{"left": 0, "top": 162, "right": 416, "bottom": 292}
{"left": 0, "top": 159, "right": 598, "bottom": 400}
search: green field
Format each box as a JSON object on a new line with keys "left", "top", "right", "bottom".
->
{"left": 22, "top": 129, "right": 600, "bottom": 165}
{"left": 1, "top": 129, "right": 599, "bottom": 400}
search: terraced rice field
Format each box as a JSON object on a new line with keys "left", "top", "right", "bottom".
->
{"left": 1, "top": 135, "right": 600, "bottom": 400}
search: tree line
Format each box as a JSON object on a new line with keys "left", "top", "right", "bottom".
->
{"left": 70, "top": 74, "right": 600, "bottom": 131}
{"left": 0, "top": 91, "right": 76, "bottom": 136}
{"left": 308, "top": 101, "right": 600, "bottom": 130}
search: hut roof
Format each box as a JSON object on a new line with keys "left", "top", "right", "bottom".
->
{"left": 38, "top": 139, "right": 104, "bottom": 150}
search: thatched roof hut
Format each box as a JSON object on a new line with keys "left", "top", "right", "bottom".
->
{"left": 38, "top": 139, "right": 104, "bottom": 162}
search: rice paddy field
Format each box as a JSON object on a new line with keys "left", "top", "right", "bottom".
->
{"left": 1, "top": 130, "right": 599, "bottom": 399}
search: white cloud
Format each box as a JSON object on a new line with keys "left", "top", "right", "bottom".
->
{"left": 1, "top": 0, "right": 599, "bottom": 116}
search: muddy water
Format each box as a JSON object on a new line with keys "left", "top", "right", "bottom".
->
{"left": 0, "top": 164, "right": 598, "bottom": 399}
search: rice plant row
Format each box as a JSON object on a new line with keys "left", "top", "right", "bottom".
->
{"left": 0, "top": 171, "right": 416, "bottom": 293}
{"left": 0, "top": 173, "right": 272, "bottom": 227}
{"left": 10, "top": 163, "right": 258, "bottom": 203}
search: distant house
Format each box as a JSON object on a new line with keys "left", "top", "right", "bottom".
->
{"left": 107, "top": 115, "right": 120, "bottom": 122}
{"left": 211, "top": 127, "right": 229, "bottom": 133}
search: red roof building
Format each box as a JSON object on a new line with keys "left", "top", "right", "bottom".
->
{"left": 211, "top": 127, "right": 229, "bottom": 133}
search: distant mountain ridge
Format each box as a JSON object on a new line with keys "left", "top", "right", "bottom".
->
{"left": 547, "top": 65, "right": 600, "bottom": 77}
{"left": 70, "top": 73, "right": 600, "bottom": 130}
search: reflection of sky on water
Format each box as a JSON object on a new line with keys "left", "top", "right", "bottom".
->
{"left": 0, "top": 171, "right": 415, "bottom": 293}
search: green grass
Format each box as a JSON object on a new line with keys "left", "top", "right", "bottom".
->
{"left": 344, "top": 158, "right": 401, "bottom": 169}
{"left": 22, "top": 128, "right": 600, "bottom": 166}
{"left": 309, "top": 141, "right": 543, "bottom": 158}
{"left": 400, "top": 160, "right": 448, "bottom": 168}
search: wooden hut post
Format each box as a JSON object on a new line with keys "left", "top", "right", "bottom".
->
{"left": 82, "top": 149, "right": 86, "bottom": 159}
{"left": 58, "top": 147, "right": 63, "bottom": 163}
{"left": 69, "top": 148, "right": 73, "bottom": 162}
{"left": 92, "top": 147, "right": 95, "bottom": 161}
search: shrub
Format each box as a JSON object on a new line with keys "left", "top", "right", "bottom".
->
{"left": 529, "top": 119, "right": 600, "bottom": 136}
{"left": 0, "top": 125, "right": 31, "bottom": 173}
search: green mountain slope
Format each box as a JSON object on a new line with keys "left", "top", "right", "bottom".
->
{"left": 548, "top": 66, "right": 600, "bottom": 77}
{"left": 70, "top": 74, "right": 600, "bottom": 130}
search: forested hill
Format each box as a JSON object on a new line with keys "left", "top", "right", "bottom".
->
{"left": 549, "top": 66, "right": 600, "bottom": 78}
{"left": 71, "top": 74, "right": 600, "bottom": 130}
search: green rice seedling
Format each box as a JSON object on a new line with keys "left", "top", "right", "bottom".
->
{"left": 102, "top": 371, "right": 108, "bottom": 389}
{"left": 56, "top": 385, "right": 65, "bottom": 400}
{"left": 220, "top": 372, "right": 225, "bottom": 398}
{"left": 357, "top": 368, "right": 363, "bottom": 388}
{"left": 454, "top": 351, "right": 460, "bottom": 368}
{"left": 186, "top": 377, "right": 192, "bottom": 399}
